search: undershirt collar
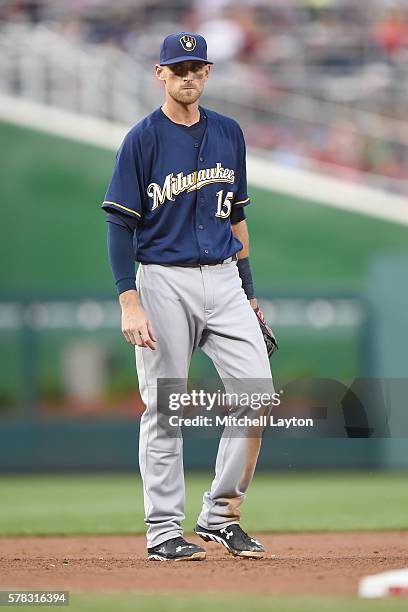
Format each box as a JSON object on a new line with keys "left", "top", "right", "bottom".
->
{"left": 159, "top": 107, "right": 207, "bottom": 141}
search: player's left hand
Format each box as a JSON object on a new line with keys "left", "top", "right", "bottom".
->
{"left": 253, "top": 306, "right": 278, "bottom": 358}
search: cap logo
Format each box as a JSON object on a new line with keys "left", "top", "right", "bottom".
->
{"left": 180, "top": 35, "right": 196, "bottom": 52}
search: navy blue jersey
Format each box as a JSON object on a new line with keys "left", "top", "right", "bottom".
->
{"left": 102, "top": 106, "right": 251, "bottom": 264}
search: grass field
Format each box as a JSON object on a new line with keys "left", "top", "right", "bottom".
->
{"left": 12, "top": 593, "right": 408, "bottom": 612}
{"left": 1, "top": 472, "right": 408, "bottom": 612}
{"left": 1, "top": 471, "right": 407, "bottom": 535}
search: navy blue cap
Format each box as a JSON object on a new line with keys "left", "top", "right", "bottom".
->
{"left": 160, "top": 32, "right": 213, "bottom": 65}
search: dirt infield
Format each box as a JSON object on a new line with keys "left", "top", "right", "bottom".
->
{"left": 1, "top": 532, "right": 407, "bottom": 595}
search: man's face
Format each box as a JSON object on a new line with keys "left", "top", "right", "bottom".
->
{"left": 155, "top": 60, "right": 211, "bottom": 105}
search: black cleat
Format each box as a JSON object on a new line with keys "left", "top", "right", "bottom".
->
{"left": 147, "top": 536, "right": 206, "bottom": 561}
{"left": 195, "top": 523, "right": 265, "bottom": 558}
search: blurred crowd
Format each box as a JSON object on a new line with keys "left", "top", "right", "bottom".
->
{"left": 246, "top": 116, "right": 408, "bottom": 191}
{"left": 1, "top": 0, "right": 408, "bottom": 192}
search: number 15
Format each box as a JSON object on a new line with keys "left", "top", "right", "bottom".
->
{"left": 215, "top": 190, "right": 234, "bottom": 219}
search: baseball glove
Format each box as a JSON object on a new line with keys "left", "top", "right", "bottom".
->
{"left": 254, "top": 307, "right": 278, "bottom": 358}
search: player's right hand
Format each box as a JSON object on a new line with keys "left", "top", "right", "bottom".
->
{"left": 121, "top": 304, "right": 157, "bottom": 350}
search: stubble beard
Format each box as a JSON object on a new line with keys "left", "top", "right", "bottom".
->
{"left": 171, "top": 86, "right": 202, "bottom": 105}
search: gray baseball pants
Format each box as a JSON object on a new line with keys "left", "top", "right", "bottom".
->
{"left": 135, "top": 260, "right": 274, "bottom": 548}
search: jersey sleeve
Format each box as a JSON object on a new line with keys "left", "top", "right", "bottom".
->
{"left": 230, "top": 205, "right": 246, "bottom": 225}
{"left": 101, "top": 130, "right": 143, "bottom": 220}
{"left": 105, "top": 211, "right": 139, "bottom": 233}
{"left": 233, "top": 128, "right": 251, "bottom": 209}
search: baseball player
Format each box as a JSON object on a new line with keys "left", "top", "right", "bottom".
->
{"left": 102, "top": 32, "right": 277, "bottom": 561}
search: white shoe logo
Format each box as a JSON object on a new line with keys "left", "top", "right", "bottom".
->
{"left": 251, "top": 538, "right": 261, "bottom": 546}
{"left": 220, "top": 528, "right": 233, "bottom": 540}
{"left": 176, "top": 545, "right": 192, "bottom": 552}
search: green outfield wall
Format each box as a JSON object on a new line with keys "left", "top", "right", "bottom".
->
{"left": 2, "top": 121, "right": 408, "bottom": 295}
{"left": 2, "top": 121, "right": 408, "bottom": 470}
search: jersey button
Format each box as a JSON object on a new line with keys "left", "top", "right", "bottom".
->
{"left": 199, "top": 157, "right": 204, "bottom": 162}
{"left": 194, "top": 143, "right": 199, "bottom": 148}
{"left": 198, "top": 224, "right": 204, "bottom": 230}
{"left": 204, "top": 249, "right": 209, "bottom": 254}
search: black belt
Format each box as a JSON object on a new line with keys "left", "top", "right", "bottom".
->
{"left": 152, "top": 254, "right": 237, "bottom": 268}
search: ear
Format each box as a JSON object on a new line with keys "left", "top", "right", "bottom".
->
{"left": 155, "top": 64, "right": 167, "bottom": 81}
{"left": 203, "top": 64, "right": 212, "bottom": 81}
